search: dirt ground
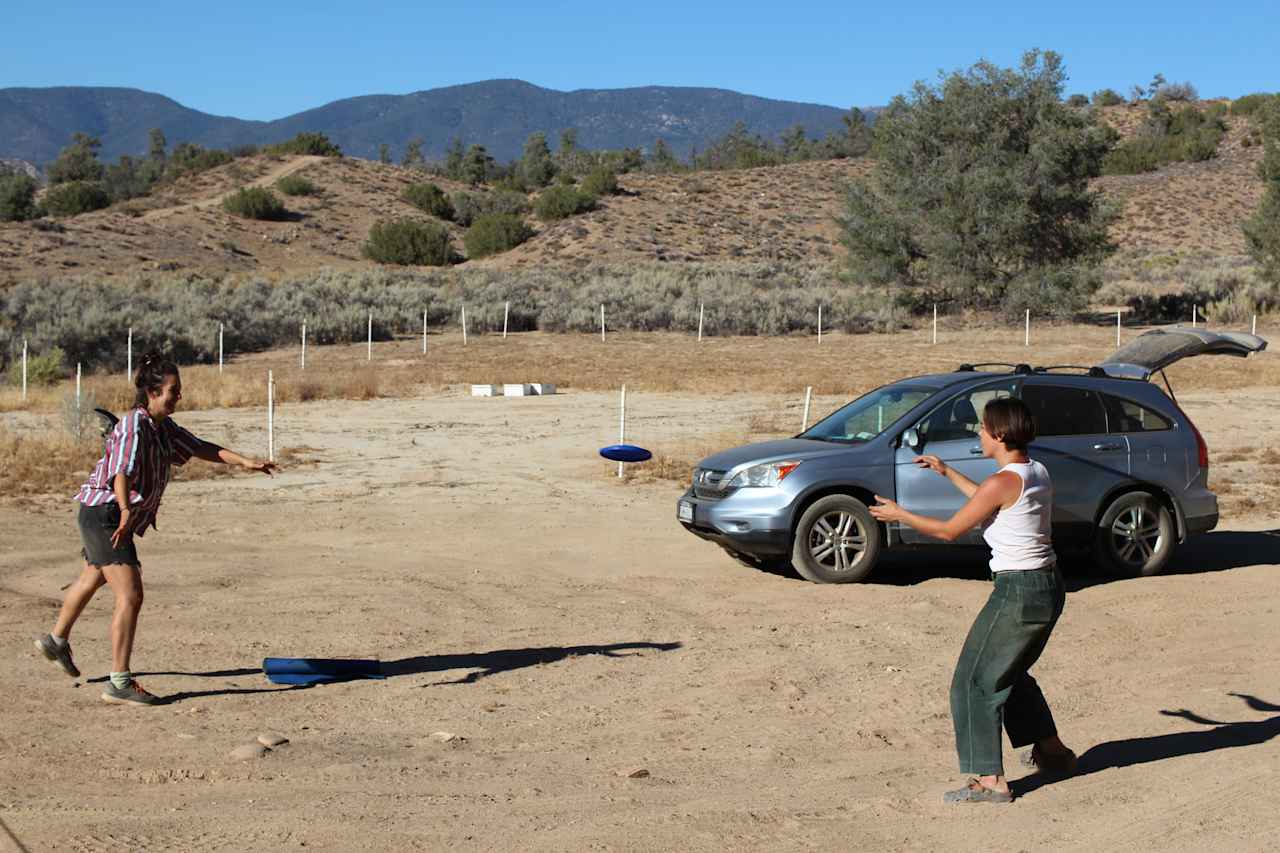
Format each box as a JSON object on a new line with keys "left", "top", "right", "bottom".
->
{"left": 3, "top": 364, "right": 1280, "bottom": 850}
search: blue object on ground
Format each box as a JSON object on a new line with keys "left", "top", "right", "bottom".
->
{"left": 599, "top": 444, "right": 652, "bottom": 463}
{"left": 262, "top": 657, "right": 385, "bottom": 685}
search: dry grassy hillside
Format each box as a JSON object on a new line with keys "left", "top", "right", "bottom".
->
{"left": 0, "top": 103, "right": 1264, "bottom": 283}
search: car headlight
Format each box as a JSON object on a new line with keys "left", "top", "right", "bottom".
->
{"left": 725, "top": 460, "right": 802, "bottom": 489}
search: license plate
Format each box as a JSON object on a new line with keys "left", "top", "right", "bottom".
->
{"left": 678, "top": 500, "right": 694, "bottom": 523}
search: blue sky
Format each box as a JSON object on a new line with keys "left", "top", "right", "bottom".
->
{"left": 3, "top": 0, "right": 1275, "bottom": 119}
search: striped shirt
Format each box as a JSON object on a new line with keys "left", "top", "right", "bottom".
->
{"left": 73, "top": 406, "right": 203, "bottom": 537}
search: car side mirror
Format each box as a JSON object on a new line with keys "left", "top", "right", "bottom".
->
{"left": 904, "top": 427, "right": 921, "bottom": 450}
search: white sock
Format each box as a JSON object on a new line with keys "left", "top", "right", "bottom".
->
{"left": 50, "top": 634, "right": 69, "bottom": 648}
{"left": 110, "top": 671, "right": 132, "bottom": 690}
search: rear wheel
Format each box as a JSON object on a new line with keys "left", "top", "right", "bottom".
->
{"left": 791, "top": 495, "right": 882, "bottom": 583}
{"left": 1094, "top": 491, "right": 1175, "bottom": 577}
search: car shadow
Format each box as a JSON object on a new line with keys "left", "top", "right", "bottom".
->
{"left": 1012, "top": 693, "right": 1280, "bottom": 798}
{"left": 382, "top": 641, "right": 684, "bottom": 686}
{"left": 852, "top": 528, "right": 1280, "bottom": 588}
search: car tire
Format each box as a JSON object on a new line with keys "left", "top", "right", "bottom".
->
{"left": 790, "top": 494, "right": 882, "bottom": 583}
{"left": 1094, "top": 491, "right": 1176, "bottom": 577}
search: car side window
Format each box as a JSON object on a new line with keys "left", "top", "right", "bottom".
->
{"left": 1100, "top": 393, "right": 1173, "bottom": 433}
{"left": 1022, "top": 384, "right": 1108, "bottom": 437}
{"left": 918, "top": 380, "right": 1017, "bottom": 444}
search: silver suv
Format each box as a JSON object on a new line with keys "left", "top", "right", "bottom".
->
{"left": 677, "top": 328, "right": 1267, "bottom": 582}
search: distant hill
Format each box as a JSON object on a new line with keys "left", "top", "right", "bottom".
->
{"left": 0, "top": 81, "right": 853, "bottom": 167}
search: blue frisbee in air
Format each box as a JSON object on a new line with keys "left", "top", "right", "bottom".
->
{"left": 599, "top": 444, "right": 652, "bottom": 463}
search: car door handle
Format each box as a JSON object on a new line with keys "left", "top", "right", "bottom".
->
{"left": 1092, "top": 442, "right": 1123, "bottom": 451}
{"left": 969, "top": 446, "right": 983, "bottom": 455}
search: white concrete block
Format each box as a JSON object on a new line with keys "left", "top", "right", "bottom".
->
{"left": 503, "top": 383, "right": 533, "bottom": 397}
{"left": 531, "top": 383, "right": 556, "bottom": 395}
{"left": 470, "top": 384, "right": 496, "bottom": 397}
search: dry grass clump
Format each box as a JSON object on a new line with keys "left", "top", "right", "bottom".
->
{"left": 3, "top": 428, "right": 101, "bottom": 497}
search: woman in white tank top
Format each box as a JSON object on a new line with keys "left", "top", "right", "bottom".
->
{"left": 870, "top": 398, "right": 1076, "bottom": 804}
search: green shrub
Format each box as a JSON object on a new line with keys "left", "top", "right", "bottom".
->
{"left": 402, "top": 182, "right": 454, "bottom": 220}
{"left": 265, "top": 132, "right": 342, "bottom": 157}
{"left": 6, "top": 346, "right": 65, "bottom": 386}
{"left": 1232, "top": 93, "right": 1280, "bottom": 116}
{"left": 275, "top": 174, "right": 320, "bottom": 196}
{"left": 167, "top": 143, "right": 233, "bottom": 178}
{"left": 464, "top": 213, "right": 534, "bottom": 258}
{"left": 581, "top": 168, "right": 620, "bottom": 197}
{"left": 362, "top": 219, "right": 454, "bottom": 266}
{"left": 1102, "top": 101, "right": 1226, "bottom": 175}
{"left": 46, "top": 134, "right": 105, "bottom": 185}
{"left": 222, "top": 187, "right": 289, "bottom": 220}
{"left": 1092, "top": 88, "right": 1125, "bottom": 107}
{"left": 43, "top": 181, "right": 111, "bottom": 217}
{"left": 0, "top": 172, "right": 39, "bottom": 222}
{"left": 534, "top": 185, "right": 597, "bottom": 221}
{"left": 450, "top": 190, "right": 529, "bottom": 227}
{"left": 1066, "top": 93, "right": 1090, "bottom": 107}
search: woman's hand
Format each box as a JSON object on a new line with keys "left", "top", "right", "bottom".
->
{"left": 110, "top": 507, "right": 132, "bottom": 548}
{"left": 914, "top": 455, "right": 948, "bottom": 476}
{"left": 869, "top": 495, "right": 904, "bottom": 523}
{"left": 241, "top": 458, "right": 277, "bottom": 477}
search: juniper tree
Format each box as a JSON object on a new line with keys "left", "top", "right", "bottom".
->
{"left": 1244, "top": 101, "right": 1280, "bottom": 286}
{"left": 839, "top": 49, "right": 1116, "bottom": 316}
{"left": 518, "top": 132, "right": 556, "bottom": 188}
{"left": 47, "top": 133, "right": 105, "bottom": 185}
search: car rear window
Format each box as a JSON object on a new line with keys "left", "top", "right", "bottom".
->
{"left": 1101, "top": 393, "right": 1173, "bottom": 433}
{"left": 1022, "top": 385, "right": 1108, "bottom": 437}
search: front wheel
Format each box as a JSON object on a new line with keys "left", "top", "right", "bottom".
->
{"left": 791, "top": 495, "right": 883, "bottom": 583}
{"left": 1094, "top": 491, "right": 1175, "bottom": 577}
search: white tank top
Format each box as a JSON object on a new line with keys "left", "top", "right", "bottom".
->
{"left": 982, "top": 461, "right": 1056, "bottom": 573}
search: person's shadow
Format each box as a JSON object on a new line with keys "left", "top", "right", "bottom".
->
{"left": 1013, "top": 693, "right": 1280, "bottom": 798}
{"left": 383, "top": 641, "right": 683, "bottom": 685}
{"left": 95, "top": 642, "right": 683, "bottom": 700}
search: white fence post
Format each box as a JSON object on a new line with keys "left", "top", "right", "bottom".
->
{"left": 127, "top": 327, "right": 133, "bottom": 378}
{"left": 801, "top": 386, "right": 812, "bottom": 432}
{"left": 462, "top": 305, "right": 468, "bottom": 346}
{"left": 218, "top": 323, "right": 224, "bottom": 374}
{"left": 267, "top": 370, "right": 275, "bottom": 463}
{"left": 698, "top": 301, "right": 705, "bottom": 342}
{"left": 21, "top": 338, "right": 27, "bottom": 401}
{"left": 932, "top": 304, "right": 937, "bottom": 346}
{"left": 503, "top": 301, "right": 509, "bottom": 339}
{"left": 1024, "top": 309, "right": 1030, "bottom": 347}
{"left": 1253, "top": 314, "right": 1258, "bottom": 336}
{"left": 617, "top": 384, "right": 626, "bottom": 479}
{"left": 423, "top": 310, "right": 428, "bottom": 354}
{"left": 76, "top": 362, "right": 82, "bottom": 439}
{"left": 1116, "top": 309, "right": 1122, "bottom": 347}
{"left": 600, "top": 304, "right": 606, "bottom": 343}
{"left": 367, "top": 312, "right": 373, "bottom": 361}
{"left": 301, "top": 322, "right": 307, "bottom": 370}
{"left": 817, "top": 305, "right": 823, "bottom": 344}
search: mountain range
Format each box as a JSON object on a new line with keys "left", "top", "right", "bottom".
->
{"left": 0, "top": 80, "right": 853, "bottom": 168}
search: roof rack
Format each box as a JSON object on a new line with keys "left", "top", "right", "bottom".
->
{"left": 956, "top": 363, "right": 1033, "bottom": 374}
{"left": 1032, "top": 365, "right": 1109, "bottom": 377}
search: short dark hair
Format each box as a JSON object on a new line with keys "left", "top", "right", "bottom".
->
{"left": 133, "top": 351, "right": 180, "bottom": 408}
{"left": 982, "top": 398, "right": 1036, "bottom": 451}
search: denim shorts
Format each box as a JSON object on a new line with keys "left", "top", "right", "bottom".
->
{"left": 77, "top": 502, "right": 140, "bottom": 568}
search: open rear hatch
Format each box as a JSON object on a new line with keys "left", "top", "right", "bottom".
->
{"left": 1100, "top": 327, "right": 1268, "bottom": 382}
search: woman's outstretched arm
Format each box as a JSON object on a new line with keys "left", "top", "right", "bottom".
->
{"left": 192, "top": 440, "right": 277, "bottom": 475}
{"left": 914, "top": 454, "right": 980, "bottom": 498}
{"left": 869, "top": 471, "right": 1018, "bottom": 542}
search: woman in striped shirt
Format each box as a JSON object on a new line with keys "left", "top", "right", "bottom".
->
{"left": 35, "top": 353, "right": 276, "bottom": 706}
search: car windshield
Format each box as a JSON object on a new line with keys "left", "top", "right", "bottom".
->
{"left": 800, "top": 384, "right": 937, "bottom": 443}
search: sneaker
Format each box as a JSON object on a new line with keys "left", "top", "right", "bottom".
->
{"left": 34, "top": 634, "right": 80, "bottom": 677}
{"left": 101, "top": 679, "right": 163, "bottom": 706}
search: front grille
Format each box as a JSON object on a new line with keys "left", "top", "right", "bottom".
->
{"left": 692, "top": 467, "right": 730, "bottom": 500}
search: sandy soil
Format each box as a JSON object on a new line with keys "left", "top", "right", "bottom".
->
{"left": 3, "top": 383, "right": 1279, "bottom": 852}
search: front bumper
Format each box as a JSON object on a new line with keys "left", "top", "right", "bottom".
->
{"left": 677, "top": 488, "right": 793, "bottom": 557}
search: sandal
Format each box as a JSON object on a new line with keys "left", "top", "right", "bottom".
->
{"left": 943, "top": 778, "right": 1013, "bottom": 804}
{"left": 1020, "top": 744, "right": 1078, "bottom": 776}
